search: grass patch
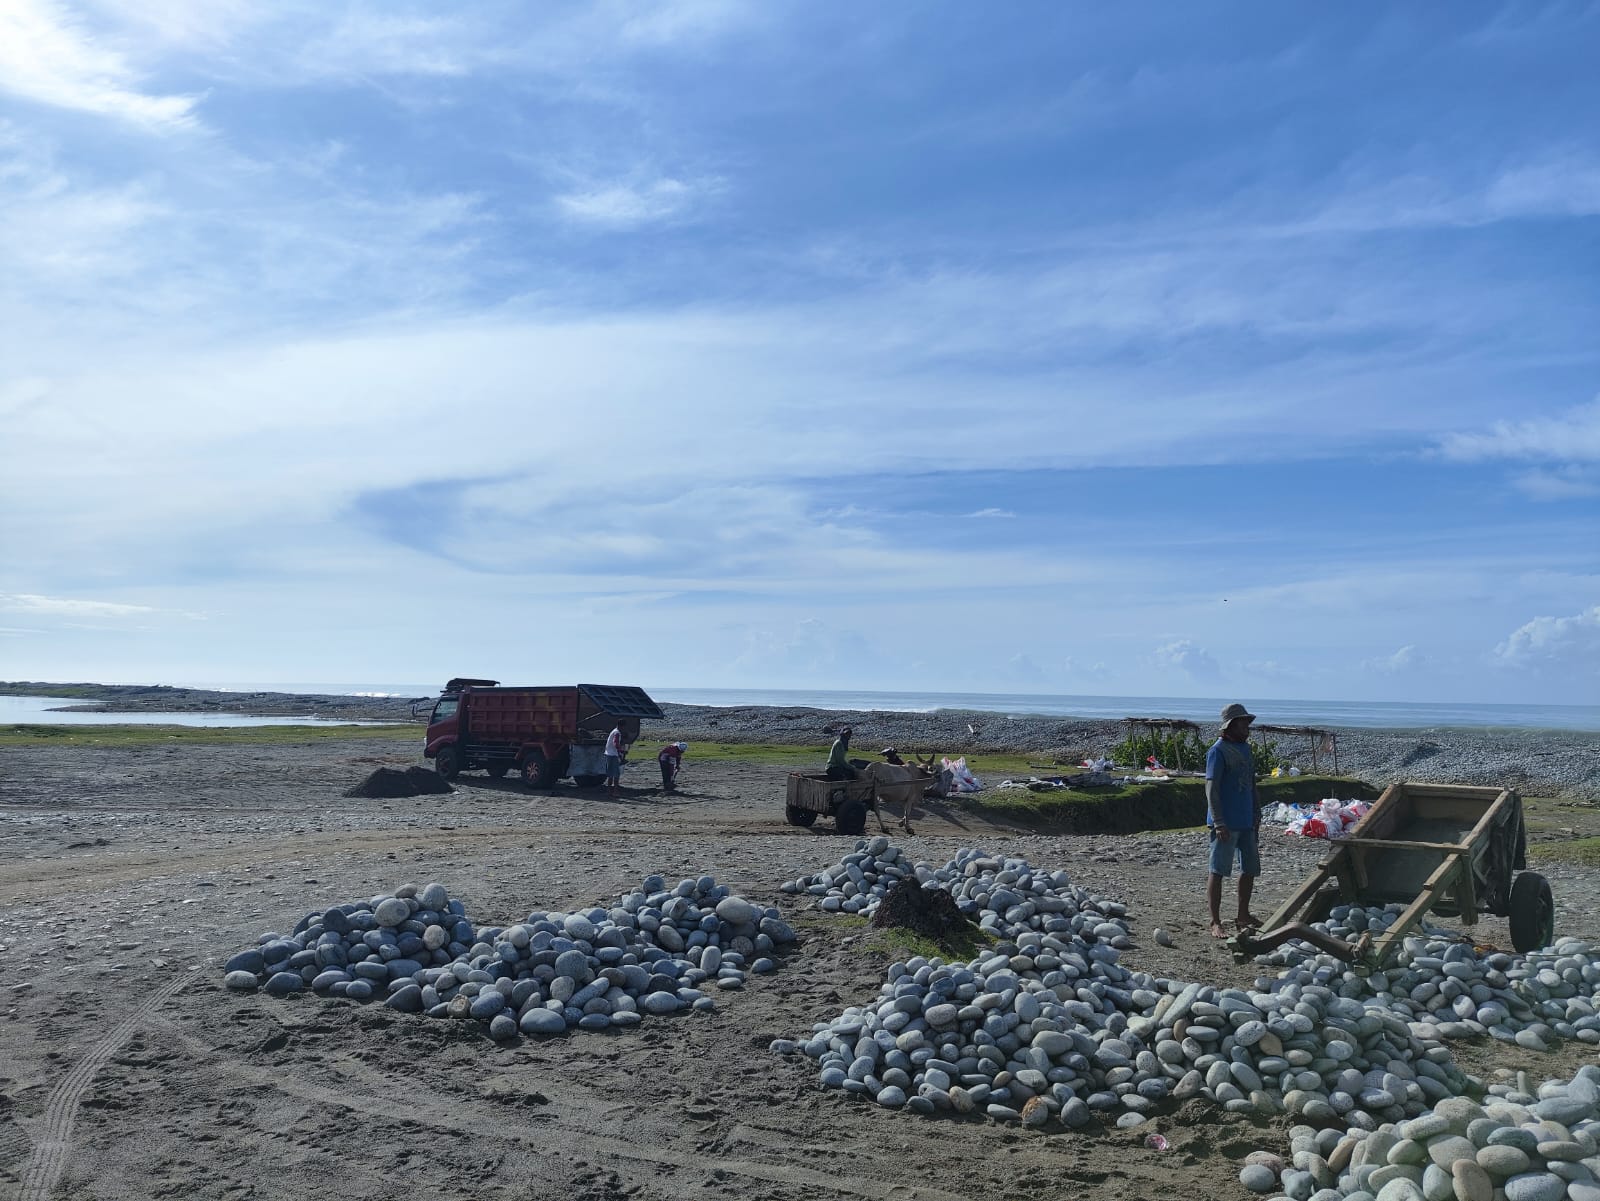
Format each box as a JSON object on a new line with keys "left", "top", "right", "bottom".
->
{"left": 0, "top": 723, "right": 412, "bottom": 748}
{"left": 1530, "top": 837, "right": 1600, "bottom": 867}
{"left": 876, "top": 923, "right": 992, "bottom": 964}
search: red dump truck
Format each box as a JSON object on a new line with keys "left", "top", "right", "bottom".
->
{"left": 423, "top": 679, "right": 664, "bottom": 789}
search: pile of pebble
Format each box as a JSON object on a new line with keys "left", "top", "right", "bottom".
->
{"left": 781, "top": 838, "right": 1134, "bottom": 946}
{"left": 1241, "top": 1063, "right": 1600, "bottom": 1201}
{"left": 223, "top": 876, "right": 796, "bottom": 1040}
{"left": 1256, "top": 906, "right": 1600, "bottom": 1050}
{"left": 780, "top": 846, "right": 1475, "bottom": 1130}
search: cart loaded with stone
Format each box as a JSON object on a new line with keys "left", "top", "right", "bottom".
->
{"left": 1232, "top": 781, "right": 1555, "bottom": 966}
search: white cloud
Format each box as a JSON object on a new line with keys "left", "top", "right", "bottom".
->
{"left": 0, "top": 592, "right": 158, "bottom": 618}
{"left": 1437, "top": 398, "right": 1600, "bottom": 464}
{"left": 554, "top": 176, "right": 711, "bottom": 228}
{"left": 1366, "top": 644, "right": 1425, "bottom": 675}
{"left": 1154, "top": 639, "right": 1221, "bottom": 681}
{"left": 967, "top": 508, "right": 1016, "bottom": 519}
{"left": 0, "top": 0, "right": 198, "bottom": 127}
{"left": 1495, "top": 606, "right": 1600, "bottom": 668}
{"left": 1513, "top": 466, "right": 1600, "bottom": 501}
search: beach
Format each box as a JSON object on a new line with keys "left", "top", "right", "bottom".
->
{"left": 10, "top": 683, "right": 1596, "bottom": 798}
{"left": 0, "top": 693, "right": 1598, "bottom": 1201}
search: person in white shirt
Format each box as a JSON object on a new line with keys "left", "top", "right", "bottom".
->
{"left": 604, "top": 725, "right": 629, "bottom": 797}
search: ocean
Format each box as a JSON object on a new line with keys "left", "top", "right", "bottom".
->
{"left": 145, "top": 682, "right": 1600, "bottom": 733}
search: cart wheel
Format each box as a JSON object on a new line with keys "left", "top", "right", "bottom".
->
{"left": 435, "top": 746, "right": 460, "bottom": 781}
{"left": 486, "top": 764, "right": 508, "bottom": 779}
{"left": 1508, "top": 871, "right": 1555, "bottom": 953}
{"left": 785, "top": 806, "right": 818, "bottom": 828}
{"left": 836, "top": 798, "right": 867, "bottom": 836}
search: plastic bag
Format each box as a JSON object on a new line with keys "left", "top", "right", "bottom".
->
{"left": 940, "top": 757, "right": 984, "bottom": 793}
{"left": 1301, "top": 817, "right": 1327, "bottom": 839}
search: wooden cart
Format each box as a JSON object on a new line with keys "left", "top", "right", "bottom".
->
{"left": 1233, "top": 781, "right": 1554, "bottom": 966}
{"left": 785, "top": 773, "right": 876, "bottom": 835}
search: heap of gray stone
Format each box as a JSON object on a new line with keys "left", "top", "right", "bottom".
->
{"left": 1241, "top": 1063, "right": 1600, "bottom": 1201}
{"left": 1257, "top": 905, "right": 1600, "bottom": 1051}
{"left": 224, "top": 876, "right": 795, "bottom": 1040}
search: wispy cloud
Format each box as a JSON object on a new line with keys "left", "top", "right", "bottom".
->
{"left": 967, "top": 508, "right": 1015, "bottom": 519}
{"left": 0, "top": 592, "right": 158, "bottom": 618}
{"left": 554, "top": 175, "right": 714, "bottom": 228}
{"left": 1154, "top": 639, "right": 1221, "bottom": 682}
{"left": 1365, "top": 644, "right": 1425, "bottom": 675}
{"left": 0, "top": 0, "right": 198, "bottom": 127}
{"left": 1437, "top": 398, "right": 1600, "bottom": 465}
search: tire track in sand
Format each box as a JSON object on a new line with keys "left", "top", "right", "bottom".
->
{"left": 17, "top": 976, "right": 191, "bottom": 1201}
{"left": 148, "top": 1014, "right": 964, "bottom": 1201}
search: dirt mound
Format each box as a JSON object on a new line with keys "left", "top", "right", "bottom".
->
{"left": 344, "top": 767, "right": 454, "bottom": 799}
{"left": 870, "top": 880, "right": 975, "bottom": 942}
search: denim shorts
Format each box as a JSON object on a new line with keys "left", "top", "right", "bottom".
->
{"left": 604, "top": 755, "right": 623, "bottom": 782}
{"left": 1208, "top": 826, "right": 1260, "bottom": 877}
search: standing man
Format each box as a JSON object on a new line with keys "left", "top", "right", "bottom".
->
{"left": 824, "top": 726, "right": 856, "bottom": 780}
{"left": 604, "top": 724, "right": 629, "bottom": 798}
{"left": 658, "top": 741, "right": 688, "bottom": 791}
{"left": 1206, "top": 702, "right": 1262, "bottom": 939}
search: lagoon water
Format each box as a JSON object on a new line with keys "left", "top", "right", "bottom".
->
{"left": 0, "top": 695, "right": 397, "bottom": 728}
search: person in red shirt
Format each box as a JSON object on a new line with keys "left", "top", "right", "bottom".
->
{"left": 658, "top": 741, "right": 688, "bottom": 791}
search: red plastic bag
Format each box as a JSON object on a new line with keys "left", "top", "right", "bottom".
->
{"left": 1301, "top": 817, "right": 1327, "bottom": 839}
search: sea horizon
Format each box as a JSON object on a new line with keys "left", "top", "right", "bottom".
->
{"left": 13, "top": 680, "right": 1593, "bottom": 733}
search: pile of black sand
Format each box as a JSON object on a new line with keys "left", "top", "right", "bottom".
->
{"left": 870, "top": 880, "right": 975, "bottom": 942}
{"left": 345, "top": 767, "right": 454, "bottom": 799}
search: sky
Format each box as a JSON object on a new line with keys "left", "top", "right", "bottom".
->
{"left": 1, "top": 1, "right": 1598, "bottom": 706}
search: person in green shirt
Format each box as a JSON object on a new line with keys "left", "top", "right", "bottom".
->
{"left": 825, "top": 726, "right": 856, "bottom": 780}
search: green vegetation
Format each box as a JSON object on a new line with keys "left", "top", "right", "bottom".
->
{"left": 0, "top": 722, "right": 411, "bottom": 748}
{"left": 1112, "top": 727, "right": 1282, "bottom": 776}
{"left": 877, "top": 923, "right": 993, "bottom": 963}
{"left": 794, "top": 911, "right": 992, "bottom": 963}
{"left": 969, "top": 774, "right": 1379, "bottom": 834}
{"left": 1530, "top": 837, "right": 1600, "bottom": 867}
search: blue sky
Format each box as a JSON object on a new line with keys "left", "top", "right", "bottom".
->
{"left": 1, "top": 1, "right": 1597, "bottom": 704}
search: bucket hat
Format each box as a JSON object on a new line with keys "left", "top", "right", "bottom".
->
{"left": 1219, "top": 702, "right": 1256, "bottom": 728}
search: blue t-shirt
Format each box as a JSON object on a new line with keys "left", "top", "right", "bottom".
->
{"left": 1205, "top": 738, "right": 1256, "bottom": 829}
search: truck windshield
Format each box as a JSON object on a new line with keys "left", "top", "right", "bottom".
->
{"left": 431, "top": 698, "right": 458, "bottom": 723}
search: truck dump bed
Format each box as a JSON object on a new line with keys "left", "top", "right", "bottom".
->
{"left": 464, "top": 684, "right": 663, "bottom": 743}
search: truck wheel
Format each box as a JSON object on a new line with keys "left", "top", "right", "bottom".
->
{"left": 574, "top": 774, "right": 605, "bottom": 788}
{"left": 1509, "top": 871, "right": 1554, "bottom": 953}
{"left": 786, "top": 806, "right": 819, "bottom": 827}
{"left": 521, "top": 750, "right": 555, "bottom": 790}
{"left": 836, "top": 798, "right": 867, "bottom": 836}
{"left": 486, "top": 764, "right": 508, "bottom": 779}
{"left": 435, "top": 746, "right": 459, "bottom": 781}
{"left": 550, "top": 748, "right": 571, "bottom": 781}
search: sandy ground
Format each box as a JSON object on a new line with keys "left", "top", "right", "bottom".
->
{"left": 1, "top": 737, "right": 1597, "bottom": 1201}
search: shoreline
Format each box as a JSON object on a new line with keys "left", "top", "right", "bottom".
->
{"left": 2, "top": 681, "right": 1596, "bottom": 798}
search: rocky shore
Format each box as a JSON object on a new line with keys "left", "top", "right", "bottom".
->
{"left": 4, "top": 682, "right": 1595, "bottom": 799}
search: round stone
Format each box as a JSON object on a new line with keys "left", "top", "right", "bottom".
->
{"left": 1477, "top": 1146, "right": 1532, "bottom": 1179}
{"left": 520, "top": 1007, "right": 567, "bottom": 1035}
{"left": 714, "top": 897, "right": 759, "bottom": 926}
{"left": 1239, "top": 1164, "right": 1278, "bottom": 1193}
{"left": 1451, "top": 1161, "right": 1493, "bottom": 1201}
{"left": 419, "top": 883, "right": 449, "bottom": 911}
{"left": 223, "top": 970, "right": 259, "bottom": 991}
{"left": 374, "top": 898, "right": 410, "bottom": 928}
{"left": 1503, "top": 1174, "right": 1567, "bottom": 1201}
